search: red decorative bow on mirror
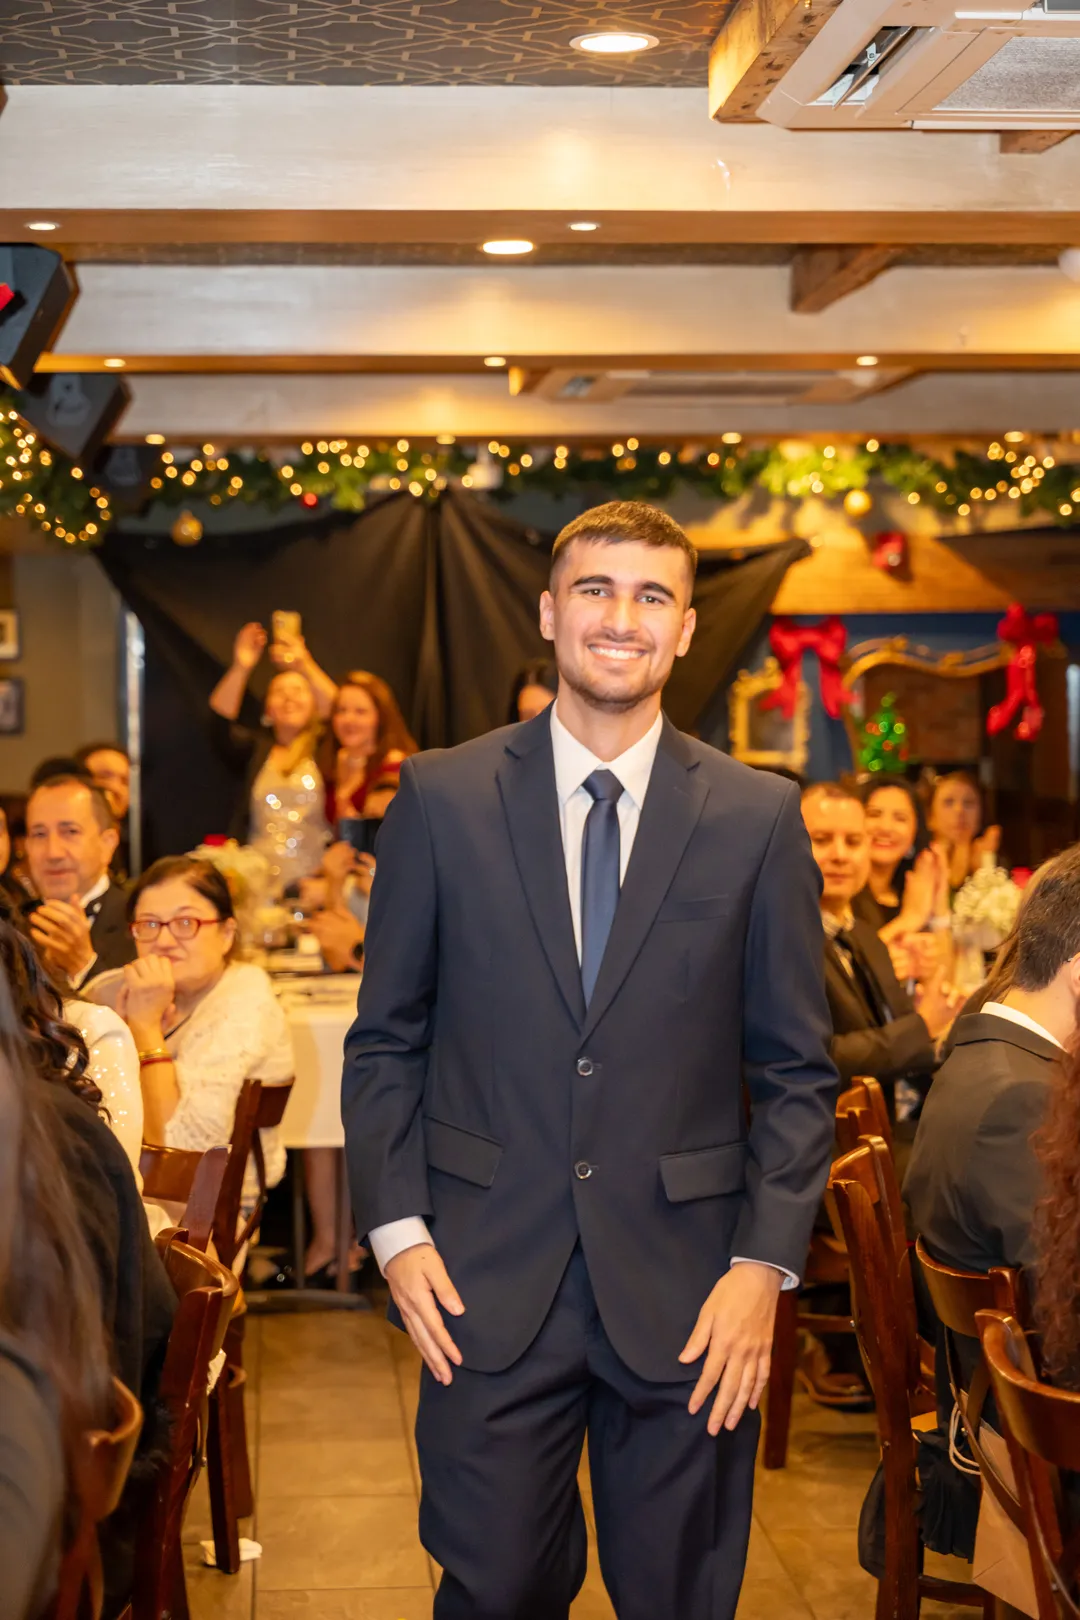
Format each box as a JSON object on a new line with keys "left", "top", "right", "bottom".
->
{"left": 986, "top": 602, "right": 1059, "bottom": 743}
{"left": 760, "top": 615, "right": 850, "bottom": 721}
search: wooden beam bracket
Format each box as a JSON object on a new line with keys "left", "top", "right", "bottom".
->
{"left": 790, "top": 245, "right": 903, "bottom": 313}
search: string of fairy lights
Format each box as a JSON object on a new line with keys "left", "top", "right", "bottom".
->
{"left": 3, "top": 401, "right": 1080, "bottom": 548}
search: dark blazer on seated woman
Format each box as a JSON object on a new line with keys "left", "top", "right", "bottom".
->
{"left": 0, "top": 1332, "right": 63, "bottom": 1620}
{"left": 823, "top": 914, "right": 937, "bottom": 1101}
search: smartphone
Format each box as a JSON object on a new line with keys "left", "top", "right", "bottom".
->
{"left": 272, "top": 609, "right": 302, "bottom": 645}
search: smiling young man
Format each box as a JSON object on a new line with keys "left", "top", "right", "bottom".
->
{"left": 343, "top": 501, "right": 838, "bottom": 1620}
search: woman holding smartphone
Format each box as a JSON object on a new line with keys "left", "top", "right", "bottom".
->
{"left": 208, "top": 618, "right": 337, "bottom": 893}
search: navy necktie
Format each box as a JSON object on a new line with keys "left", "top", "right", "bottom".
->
{"left": 580, "top": 769, "right": 624, "bottom": 1006}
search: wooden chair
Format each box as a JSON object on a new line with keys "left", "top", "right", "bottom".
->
{"left": 139, "top": 1144, "right": 229, "bottom": 1253}
{"left": 831, "top": 1139, "right": 991, "bottom": 1620}
{"left": 47, "top": 1377, "right": 143, "bottom": 1620}
{"left": 763, "top": 1079, "right": 878, "bottom": 1469}
{"left": 976, "top": 1310, "right": 1080, "bottom": 1620}
{"left": 207, "top": 1079, "right": 293, "bottom": 1575}
{"left": 122, "top": 1232, "right": 238, "bottom": 1620}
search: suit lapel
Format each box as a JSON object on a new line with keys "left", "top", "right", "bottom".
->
{"left": 581, "top": 721, "right": 708, "bottom": 1042}
{"left": 497, "top": 716, "right": 586, "bottom": 1028}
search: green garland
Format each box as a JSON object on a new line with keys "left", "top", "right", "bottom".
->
{"left": 3, "top": 402, "right": 1079, "bottom": 548}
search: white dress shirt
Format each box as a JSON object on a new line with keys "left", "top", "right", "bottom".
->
{"left": 981, "top": 1000, "right": 1065, "bottom": 1051}
{"left": 369, "top": 705, "right": 794, "bottom": 1289}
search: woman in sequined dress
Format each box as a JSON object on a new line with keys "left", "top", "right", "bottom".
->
{"left": 209, "top": 621, "right": 337, "bottom": 892}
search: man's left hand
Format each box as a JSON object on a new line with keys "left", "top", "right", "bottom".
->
{"left": 679, "top": 1261, "right": 783, "bottom": 1434}
{"left": 29, "top": 899, "right": 95, "bottom": 983}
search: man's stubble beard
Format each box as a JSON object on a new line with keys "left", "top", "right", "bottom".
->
{"left": 558, "top": 659, "right": 668, "bottom": 715}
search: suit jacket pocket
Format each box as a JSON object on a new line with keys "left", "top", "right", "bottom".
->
{"left": 655, "top": 894, "right": 731, "bottom": 923}
{"left": 424, "top": 1117, "right": 503, "bottom": 1188}
{"left": 659, "top": 1142, "right": 747, "bottom": 1202}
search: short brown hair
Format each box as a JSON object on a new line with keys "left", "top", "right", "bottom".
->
{"left": 29, "top": 774, "right": 116, "bottom": 833}
{"left": 550, "top": 501, "right": 698, "bottom": 585}
{"left": 801, "top": 781, "right": 861, "bottom": 811}
{"left": 1010, "top": 844, "right": 1080, "bottom": 993}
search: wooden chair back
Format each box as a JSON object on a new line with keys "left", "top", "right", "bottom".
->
{"left": 915, "top": 1240, "right": 1028, "bottom": 1536}
{"left": 977, "top": 1310, "right": 1080, "bottom": 1620}
{"left": 830, "top": 1141, "right": 984, "bottom": 1618}
{"left": 139, "top": 1144, "right": 229, "bottom": 1253}
{"left": 836, "top": 1076, "right": 892, "bottom": 1155}
{"left": 131, "top": 1233, "right": 238, "bottom": 1620}
{"left": 48, "top": 1378, "right": 143, "bottom": 1620}
{"left": 212, "top": 1078, "right": 294, "bottom": 1269}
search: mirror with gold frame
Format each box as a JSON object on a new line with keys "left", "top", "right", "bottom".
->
{"left": 840, "top": 637, "right": 1012, "bottom": 768}
{"left": 728, "top": 657, "right": 811, "bottom": 774}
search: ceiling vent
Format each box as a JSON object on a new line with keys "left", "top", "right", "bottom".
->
{"left": 758, "top": 0, "right": 1080, "bottom": 130}
{"left": 528, "top": 368, "right": 909, "bottom": 406}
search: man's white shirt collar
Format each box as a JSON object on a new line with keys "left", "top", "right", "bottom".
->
{"left": 80, "top": 873, "right": 110, "bottom": 910}
{"left": 982, "top": 1000, "right": 1065, "bottom": 1052}
{"left": 549, "top": 704, "right": 663, "bottom": 810}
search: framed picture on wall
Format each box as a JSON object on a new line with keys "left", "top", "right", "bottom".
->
{"left": 0, "top": 609, "right": 19, "bottom": 661}
{"left": 0, "top": 677, "right": 24, "bottom": 735}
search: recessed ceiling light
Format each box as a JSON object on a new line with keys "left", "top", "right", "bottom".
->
{"left": 569, "top": 221, "right": 600, "bottom": 232}
{"left": 436, "top": 433, "right": 456, "bottom": 445}
{"left": 481, "top": 239, "right": 535, "bottom": 256}
{"left": 103, "top": 357, "right": 126, "bottom": 369}
{"left": 484, "top": 356, "right": 507, "bottom": 367}
{"left": 26, "top": 220, "right": 60, "bottom": 232}
{"left": 855, "top": 354, "right": 879, "bottom": 367}
{"left": 571, "top": 30, "right": 658, "bottom": 52}
{"left": 145, "top": 433, "right": 165, "bottom": 445}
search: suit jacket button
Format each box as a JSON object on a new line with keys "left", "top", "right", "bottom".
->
{"left": 574, "top": 1161, "right": 593, "bottom": 1180}
{"left": 576, "top": 1057, "right": 594, "bottom": 1077}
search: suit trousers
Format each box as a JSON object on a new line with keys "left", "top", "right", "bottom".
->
{"left": 415, "top": 1245, "right": 760, "bottom": 1620}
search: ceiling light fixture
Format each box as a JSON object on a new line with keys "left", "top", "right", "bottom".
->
{"left": 145, "top": 433, "right": 165, "bottom": 445}
{"left": 103, "top": 357, "right": 126, "bottom": 369}
{"left": 569, "top": 221, "right": 600, "bottom": 232}
{"left": 25, "top": 220, "right": 60, "bottom": 232}
{"left": 855, "top": 354, "right": 879, "bottom": 367}
{"left": 484, "top": 355, "right": 507, "bottom": 367}
{"left": 481, "top": 239, "right": 534, "bottom": 256}
{"left": 571, "top": 30, "right": 658, "bottom": 52}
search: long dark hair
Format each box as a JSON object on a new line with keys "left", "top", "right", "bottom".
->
{"left": 0, "top": 913, "right": 99, "bottom": 1109}
{"left": 320, "top": 669, "right": 418, "bottom": 788}
{"left": 507, "top": 659, "right": 559, "bottom": 725}
{"left": 0, "top": 942, "right": 113, "bottom": 1462}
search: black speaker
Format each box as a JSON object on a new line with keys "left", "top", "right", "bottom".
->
{"left": 92, "top": 442, "right": 160, "bottom": 512}
{"left": 14, "top": 372, "right": 131, "bottom": 463}
{"left": 0, "top": 245, "right": 77, "bottom": 390}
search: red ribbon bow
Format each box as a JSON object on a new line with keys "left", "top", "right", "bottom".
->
{"left": 760, "top": 615, "right": 850, "bottom": 721}
{"left": 0, "top": 285, "right": 13, "bottom": 317}
{"left": 986, "top": 602, "right": 1059, "bottom": 743}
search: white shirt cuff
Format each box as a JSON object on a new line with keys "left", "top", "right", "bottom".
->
{"left": 68, "top": 952, "right": 98, "bottom": 992}
{"left": 730, "top": 1255, "right": 800, "bottom": 1291}
{"left": 368, "top": 1216, "right": 433, "bottom": 1274}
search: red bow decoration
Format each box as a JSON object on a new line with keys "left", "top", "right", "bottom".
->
{"left": 986, "top": 602, "right": 1059, "bottom": 743}
{"left": 760, "top": 615, "right": 850, "bottom": 721}
{"left": 0, "top": 284, "right": 13, "bottom": 318}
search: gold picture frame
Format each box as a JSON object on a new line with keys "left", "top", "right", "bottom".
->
{"left": 839, "top": 636, "right": 1013, "bottom": 765}
{"left": 729, "top": 656, "right": 811, "bottom": 774}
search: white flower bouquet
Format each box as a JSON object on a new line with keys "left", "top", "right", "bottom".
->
{"left": 191, "top": 839, "right": 272, "bottom": 942}
{"left": 952, "top": 864, "right": 1023, "bottom": 954}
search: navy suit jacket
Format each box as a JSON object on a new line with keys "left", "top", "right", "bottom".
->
{"left": 342, "top": 710, "right": 838, "bottom": 1382}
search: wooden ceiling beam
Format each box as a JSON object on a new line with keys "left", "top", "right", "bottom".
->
{"left": 999, "top": 131, "right": 1074, "bottom": 156}
{"left": 708, "top": 0, "right": 844, "bottom": 122}
{"left": 790, "top": 245, "right": 902, "bottom": 313}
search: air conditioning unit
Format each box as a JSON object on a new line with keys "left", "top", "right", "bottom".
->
{"left": 757, "top": 0, "right": 1080, "bottom": 129}
{"left": 528, "top": 368, "right": 909, "bottom": 405}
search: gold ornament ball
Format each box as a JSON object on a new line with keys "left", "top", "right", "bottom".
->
{"left": 171, "top": 509, "right": 203, "bottom": 546}
{"left": 844, "top": 488, "right": 873, "bottom": 518}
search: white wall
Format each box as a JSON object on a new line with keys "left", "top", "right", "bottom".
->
{"left": 0, "top": 551, "right": 121, "bottom": 791}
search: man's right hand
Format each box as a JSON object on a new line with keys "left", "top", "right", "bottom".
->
{"left": 384, "top": 1243, "right": 465, "bottom": 1385}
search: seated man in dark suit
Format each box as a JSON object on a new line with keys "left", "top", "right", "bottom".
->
{"left": 22, "top": 773, "right": 136, "bottom": 989}
{"left": 801, "top": 782, "right": 962, "bottom": 1120}
{"left": 905, "top": 843, "right": 1076, "bottom": 1277}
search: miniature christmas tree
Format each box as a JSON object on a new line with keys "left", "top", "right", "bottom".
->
{"left": 859, "top": 692, "right": 910, "bottom": 774}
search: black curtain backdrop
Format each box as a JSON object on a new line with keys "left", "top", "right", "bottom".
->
{"left": 97, "top": 489, "right": 808, "bottom": 861}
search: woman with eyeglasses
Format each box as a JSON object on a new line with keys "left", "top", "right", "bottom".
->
{"left": 91, "top": 856, "right": 292, "bottom": 1191}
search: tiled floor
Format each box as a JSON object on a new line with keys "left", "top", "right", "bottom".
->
{"left": 185, "top": 1309, "right": 978, "bottom": 1620}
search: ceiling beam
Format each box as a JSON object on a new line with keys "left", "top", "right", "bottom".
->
{"left": 999, "top": 131, "right": 1075, "bottom": 156}
{"left": 708, "top": 0, "right": 844, "bottom": 122}
{"left": 790, "top": 246, "right": 903, "bottom": 313}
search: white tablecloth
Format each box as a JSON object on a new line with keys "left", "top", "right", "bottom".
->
{"left": 275, "top": 975, "right": 359, "bottom": 1149}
